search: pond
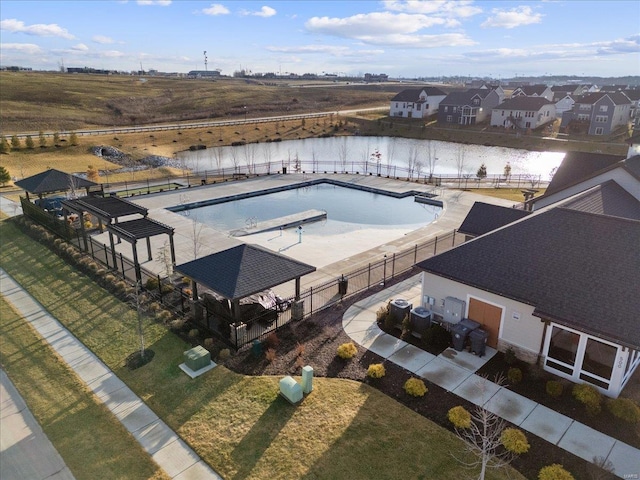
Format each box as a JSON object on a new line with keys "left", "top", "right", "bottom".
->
{"left": 177, "top": 136, "right": 565, "bottom": 179}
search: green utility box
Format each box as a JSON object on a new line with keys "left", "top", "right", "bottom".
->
{"left": 184, "top": 345, "right": 211, "bottom": 371}
{"left": 279, "top": 376, "right": 303, "bottom": 404}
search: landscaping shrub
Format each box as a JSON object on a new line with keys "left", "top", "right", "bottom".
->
{"left": 606, "top": 397, "right": 640, "bottom": 423}
{"left": 376, "top": 302, "right": 390, "bottom": 325}
{"left": 265, "top": 332, "right": 280, "bottom": 349}
{"left": 188, "top": 328, "right": 199, "bottom": 339}
{"left": 367, "top": 363, "right": 386, "bottom": 379}
{"left": 145, "top": 277, "right": 159, "bottom": 290}
{"left": 404, "top": 378, "right": 427, "bottom": 397}
{"left": 422, "top": 324, "right": 450, "bottom": 348}
{"left": 546, "top": 380, "right": 564, "bottom": 398}
{"left": 538, "top": 464, "right": 575, "bottom": 480}
{"left": 447, "top": 406, "right": 471, "bottom": 429}
{"left": 168, "top": 318, "right": 186, "bottom": 331}
{"left": 203, "top": 338, "right": 215, "bottom": 351}
{"left": 500, "top": 428, "right": 530, "bottom": 454}
{"left": 294, "top": 355, "right": 305, "bottom": 369}
{"left": 218, "top": 349, "right": 231, "bottom": 361}
{"left": 295, "top": 342, "right": 305, "bottom": 357}
{"left": 336, "top": 342, "right": 358, "bottom": 360}
{"left": 160, "top": 284, "right": 173, "bottom": 294}
{"left": 383, "top": 301, "right": 396, "bottom": 330}
{"left": 572, "top": 383, "right": 602, "bottom": 416}
{"left": 507, "top": 367, "right": 523, "bottom": 384}
{"left": 504, "top": 347, "right": 518, "bottom": 365}
{"left": 265, "top": 348, "right": 276, "bottom": 363}
{"left": 400, "top": 314, "right": 412, "bottom": 340}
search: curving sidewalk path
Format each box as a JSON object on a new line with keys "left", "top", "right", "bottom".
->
{"left": 0, "top": 268, "right": 222, "bottom": 480}
{"left": 342, "top": 274, "right": 640, "bottom": 480}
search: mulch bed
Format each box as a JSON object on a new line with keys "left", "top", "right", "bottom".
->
{"left": 222, "top": 274, "right": 627, "bottom": 479}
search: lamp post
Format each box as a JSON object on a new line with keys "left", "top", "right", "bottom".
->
{"left": 382, "top": 254, "right": 387, "bottom": 286}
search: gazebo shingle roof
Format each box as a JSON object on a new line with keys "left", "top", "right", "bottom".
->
{"left": 458, "top": 202, "right": 531, "bottom": 237}
{"left": 15, "top": 169, "right": 98, "bottom": 194}
{"left": 176, "top": 244, "right": 316, "bottom": 300}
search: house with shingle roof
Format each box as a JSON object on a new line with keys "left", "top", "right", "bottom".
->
{"left": 511, "top": 84, "right": 554, "bottom": 101}
{"left": 561, "top": 92, "right": 632, "bottom": 135}
{"left": 437, "top": 88, "right": 502, "bottom": 125}
{"left": 414, "top": 150, "right": 640, "bottom": 397}
{"left": 490, "top": 97, "right": 556, "bottom": 129}
{"left": 389, "top": 87, "right": 447, "bottom": 118}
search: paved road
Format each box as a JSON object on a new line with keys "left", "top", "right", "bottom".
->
{"left": 1, "top": 369, "right": 75, "bottom": 480}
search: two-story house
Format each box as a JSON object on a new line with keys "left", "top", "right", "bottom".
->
{"left": 553, "top": 93, "right": 575, "bottom": 118}
{"left": 490, "top": 97, "right": 556, "bottom": 129}
{"left": 561, "top": 92, "right": 632, "bottom": 135}
{"left": 510, "top": 84, "right": 554, "bottom": 101}
{"left": 437, "top": 88, "right": 501, "bottom": 125}
{"left": 389, "top": 87, "right": 447, "bottom": 118}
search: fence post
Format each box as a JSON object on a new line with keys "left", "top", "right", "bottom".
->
{"left": 367, "top": 263, "right": 371, "bottom": 288}
{"left": 89, "top": 239, "right": 94, "bottom": 258}
{"left": 180, "top": 287, "right": 184, "bottom": 312}
{"left": 120, "top": 253, "right": 125, "bottom": 279}
{"left": 104, "top": 244, "right": 109, "bottom": 267}
{"left": 434, "top": 236, "right": 438, "bottom": 255}
{"left": 310, "top": 287, "right": 313, "bottom": 314}
{"left": 414, "top": 244, "right": 417, "bottom": 264}
{"left": 392, "top": 253, "right": 396, "bottom": 279}
{"left": 452, "top": 230, "right": 456, "bottom": 246}
{"left": 157, "top": 274, "right": 163, "bottom": 303}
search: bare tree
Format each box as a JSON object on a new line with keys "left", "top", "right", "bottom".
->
{"left": 212, "top": 145, "right": 225, "bottom": 171}
{"left": 156, "top": 240, "right": 174, "bottom": 277}
{"left": 386, "top": 137, "right": 397, "bottom": 175}
{"left": 229, "top": 146, "right": 240, "bottom": 172}
{"left": 337, "top": 137, "right": 349, "bottom": 171}
{"left": 190, "top": 215, "right": 205, "bottom": 260}
{"left": 262, "top": 143, "right": 273, "bottom": 173}
{"left": 407, "top": 144, "right": 421, "bottom": 179}
{"left": 243, "top": 142, "right": 257, "bottom": 173}
{"left": 67, "top": 174, "right": 81, "bottom": 199}
{"left": 448, "top": 376, "right": 529, "bottom": 480}
{"left": 424, "top": 140, "right": 438, "bottom": 182}
{"left": 455, "top": 145, "right": 468, "bottom": 188}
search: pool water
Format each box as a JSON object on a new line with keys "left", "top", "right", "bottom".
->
{"left": 179, "top": 183, "right": 441, "bottom": 233}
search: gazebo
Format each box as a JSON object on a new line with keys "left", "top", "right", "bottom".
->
{"left": 176, "top": 244, "right": 316, "bottom": 335}
{"left": 15, "top": 168, "right": 101, "bottom": 201}
{"left": 62, "top": 195, "right": 175, "bottom": 282}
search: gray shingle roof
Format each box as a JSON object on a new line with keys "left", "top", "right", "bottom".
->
{"left": 575, "top": 92, "right": 632, "bottom": 106}
{"left": 496, "top": 97, "right": 553, "bottom": 111}
{"left": 176, "top": 244, "right": 316, "bottom": 300}
{"left": 391, "top": 87, "right": 446, "bottom": 102}
{"left": 544, "top": 151, "right": 624, "bottom": 197}
{"left": 458, "top": 202, "right": 531, "bottom": 237}
{"left": 416, "top": 208, "right": 640, "bottom": 348}
{"left": 15, "top": 169, "right": 98, "bottom": 194}
{"left": 514, "top": 85, "right": 549, "bottom": 96}
{"left": 440, "top": 90, "right": 488, "bottom": 106}
{"left": 560, "top": 180, "right": 640, "bottom": 220}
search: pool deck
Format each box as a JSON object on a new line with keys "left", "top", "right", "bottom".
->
{"left": 92, "top": 173, "right": 515, "bottom": 296}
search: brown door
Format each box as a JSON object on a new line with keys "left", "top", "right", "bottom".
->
{"left": 468, "top": 298, "right": 502, "bottom": 348}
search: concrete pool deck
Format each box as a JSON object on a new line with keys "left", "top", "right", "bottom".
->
{"left": 92, "top": 173, "right": 515, "bottom": 294}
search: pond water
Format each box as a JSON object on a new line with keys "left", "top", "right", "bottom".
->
{"left": 178, "top": 136, "right": 565, "bottom": 179}
{"left": 180, "top": 182, "right": 441, "bottom": 234}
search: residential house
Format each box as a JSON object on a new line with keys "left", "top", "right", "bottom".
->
{"left": 437, "top": 88, "right": 501, "bottom": 125}
{"left": 490, "top": 96, "right": 556, "bottom": 129}
{"left": 561, "top": 92, "right": 632, "bottom": 135}
{"left": 415, "top": 153, "right": 640, "bottom": 397}
{"left": 510, "top": 84, "right": 554, "bottom": 101}
{"left": 457, "top": 202, "right": 530, "bottom": 241}
{"left": 552, "top": 93, "right": 575, "bottom": 118}
{"left": 389, "top": 87, "right": 447, "bottom": 118}
{"left": 622, "top": 89, "right": 640, "bottom": 129}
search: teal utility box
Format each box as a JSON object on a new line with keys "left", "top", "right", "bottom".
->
{"left": 279, "top": 376, "right": 303, "bottom": 404}
{"left": 184, "top": 346, "right": 211, "bottom": 371}
{"left": 301, "top": 365, "right": 314, "bottom": 394}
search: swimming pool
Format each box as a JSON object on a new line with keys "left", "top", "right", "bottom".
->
{"left": 176, "top": 182, "right": 441, "bottom": 234}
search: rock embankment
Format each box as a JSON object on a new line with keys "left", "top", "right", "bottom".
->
{"left": 91, "top": 145, "right": 182, "bottom": 169}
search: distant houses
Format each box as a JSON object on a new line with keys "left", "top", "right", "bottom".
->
{"left": 389, "top": 87, "right": 447, "bottom": 118}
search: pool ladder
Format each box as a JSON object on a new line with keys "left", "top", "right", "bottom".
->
{"left": 246, "top": 216, "right": 257, "bottom": 228}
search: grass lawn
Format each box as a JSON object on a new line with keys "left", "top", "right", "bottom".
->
{"left": 0, "top": 218, "right": 525, "bottom": 480}
{"left": 462, "top": 187, "right": 547, "bottom": 203}
{"left": 0, "top": 296, "right": 168, "bottom": 480}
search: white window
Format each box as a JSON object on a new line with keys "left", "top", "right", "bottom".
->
{"left": 446, "top": 115, "right": 453, "bottom": 122}
{"left": 595, "top": 115, "right": 608, "bottom": 123}
{"left": 599, "top": 105, "right": 609, "bottom": 112}
{"left": 595, "top": 127, "right": 604, "bottom": 135}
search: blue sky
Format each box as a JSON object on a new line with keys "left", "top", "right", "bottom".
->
{"left": 1, "top": 1, "right": 638, "bottom": 78}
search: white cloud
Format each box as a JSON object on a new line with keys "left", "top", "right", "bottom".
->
{"left": 137, "top": 0, "right": 171, "bottom": 5}
{"left": 0, "top": 19, "right": 75, "bottom": 39}
{"left": 71, "top": 43, "right": 89, "bottom": 52}
{"left": 481, "top": 6, "right": 542, "bottom": 29}
{"left": 266, "top": 44, "right": 383, "bottom": 57}
{"left": 202, "top": 3, "right": 230, "bottom": 15}
{"left": 359, "top": 32, "right": 475, "bottom": 47}
{"left": 92, "top": 35, "right": 114, "bottom": 44}
{"left": 103, "top": 50, "right": 125, "bottom": 58}
{"left": 383, "top": 0, "right": 482, "bottom": 18}
{"left": 0, "top": 42, "right": 42, "bottom": 54}
{"left": 240, "top": 6, "right": 276, "bottom": 17}
{"left": 306, "top": 12, "right": 449, "bottom": 37}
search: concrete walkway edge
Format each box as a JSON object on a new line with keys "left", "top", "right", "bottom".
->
{"left": 0, "top": 268, "right": 222, "bottom": 480}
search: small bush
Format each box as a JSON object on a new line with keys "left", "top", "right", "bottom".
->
{"left": 376, "top": 303, "right": 390, "bottom": 325}
{"left": 447, "top": 406, "right": 471, "bottom": 429}
{"left": 336, "top": 342, "right": 358, "bottom": 360}
{"left": 182, "top": 276, "right": 191, "bottom": 284}
{"left": 146, "top": 277, "right": 159, "bottom": 290}
{"left": 294, "top": 355, "right": 305, "bottom": 369}
{"left": 160, "top": 284, "right": 173, "bottom": 294}
{"left": 422, "top": 324, "right": 451, "bottom": 348}
{"left": 504, "top": 347, "right": 518, "bottom": 365}
{"left": 500, "top": 428, "right": 530, "bottom": 454}
{"left": 265, "top": 332, "right": 280, "bottom": 349}
{"left": 265, "top": 348, "right": 277, "bottom": 363}
{"left": 367, "top": 363, "right": 386, "bottom": 379}
{"left": 546, "top": 380, "right": 564, "bottom": 398}
{"left": 218, "top": 348, "right": 231, "bottom": 361}
{"left": 383, "top": 301, "right": 396, "bottom": 330}
{"left": 203, "top": 338, "right": 215, "bottom": 351}
{"left": 507, "top": 367, "right": 523, "bottom": 384}
{"left": 183, "top": 288, "right": 192, "bottom": 297}
{"left": 188, "top": 328, "right": 199, "bottom": 339}
{"left": 572, "top": 383, "right": 602, "bottom": 416}
{"left": 538, "top": 464, "right": 575, "bottom": 480}
{"left": 400, "top": 314, "right": 412, "bottom": 340}
{"left": 606, "top": 397, "right": 640, "bottom": 423}
{"left": 168, "top": 318, "right": 186, "bottom": 331}
{"left": 156, "top": 310, "right": 173, "bottom": 323}
{"left": 404, "top": 377, "right": 427, "bottom": 397}
{"left": 295, "top": 342, "right": 305, "bottom": 357}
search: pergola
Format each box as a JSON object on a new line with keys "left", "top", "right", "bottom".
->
{"left": 15, "top": 168, "right": 101, "bottom": 201}
{"left": 176, "top": 244, "right": 316, "bottom": 322}
{"left": 62, "top": 196, "right": 175, "bottom": 282}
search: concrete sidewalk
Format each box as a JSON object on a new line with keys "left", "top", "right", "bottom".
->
{"left": 342, "top": 274, "right": 640, "bottom": 480}
{"left": 0, "top": 268, "right": 222, "bottom": 480}
{"left": 1, "top": 369, "right": 75, "bottom": 480}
